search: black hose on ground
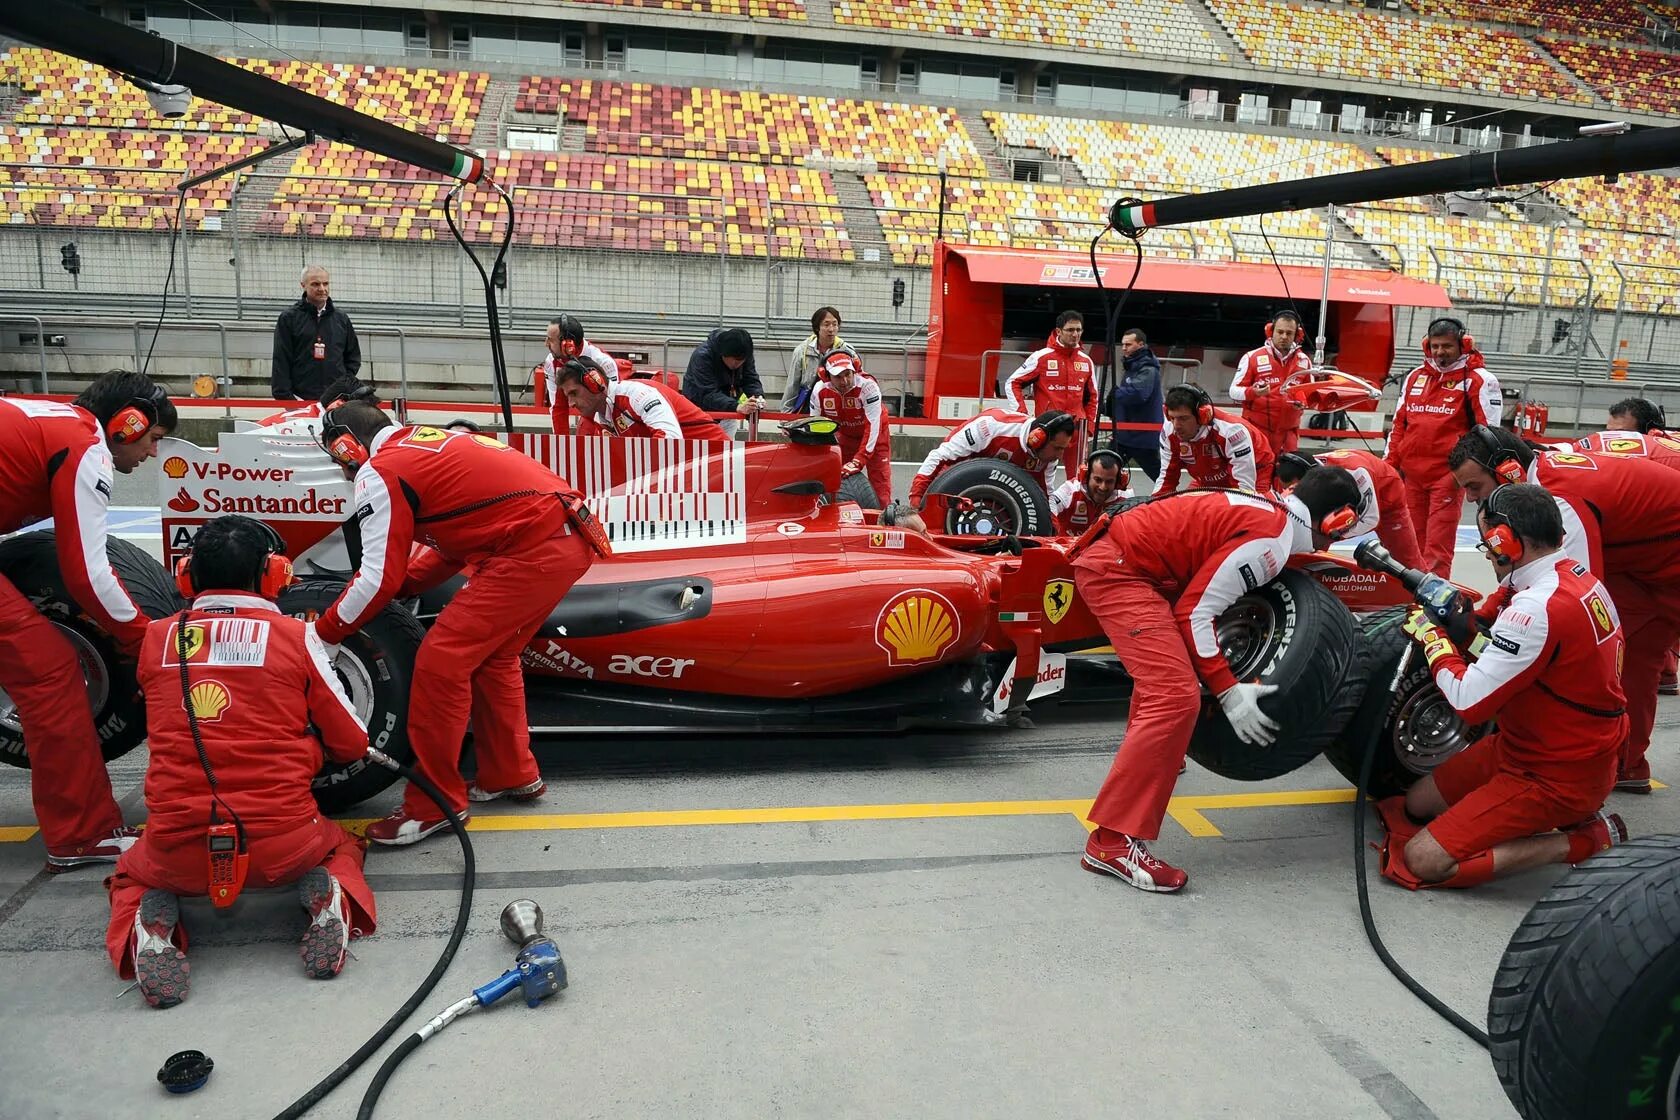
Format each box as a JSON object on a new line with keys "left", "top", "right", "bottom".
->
{"left": 269, "top": 754, "right": 475, "bottom": 1120}
{"left": 1352, "top": 643, "right": 1490, "bottom": 1049}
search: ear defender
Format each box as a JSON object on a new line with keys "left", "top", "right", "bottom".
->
{"left": 1423, "top": 316, "right": 1475, "bottom": 355}
{"left": 319, "top": 408, "right": 369, "bottom": 469}
{"left": 1189, "top": 384, "right": 1214, "bottom": 426}
{"left": 107, "top": 398, "right": 159, "bottom": 445}
{"left": 577, "top": 360, "right": 607, "bottom": 394}
{"left": 1026, "top": 424, "right": 1048, "bottom": 452}
{"left": 1478, "top": 486, "right": 1525, "bottom": 566}
{"left": 174, "top": 521, "right": 294, "bottom": 599}
{"left": 1472, "top": 424, "right": 1525, "bottom": 484}
{"left": 1320, "top": 504, "right": 1359, "bottom": 539}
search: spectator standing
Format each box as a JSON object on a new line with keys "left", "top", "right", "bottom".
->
{"left": 1110, "top": 328, "right": 1164, "bottom": 483}
{"left": 684, "top": 327, "right": 765, "bottom": 438}
{"left": 783, "top": 307, "right": 856, "bottom": 412}
{"left": 271, "top": 266, "right": 360, "bottom": 402}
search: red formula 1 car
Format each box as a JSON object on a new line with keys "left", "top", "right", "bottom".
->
{"left": 0, "top": 416, "right": 1463, "bottom": 811}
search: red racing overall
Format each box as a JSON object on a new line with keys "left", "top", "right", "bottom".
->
{"left": 812, "top": 372, "right": 893, "bottom": 506}
{"left": 316, "top": 426, "right": 598, "bottom": 817}
{"left": 908, "top": 408, "right": 1054, "bottom": 507}
{"left": 1005, "top": 335, "right": 1098, "bottom": 480}
{"left": 1154, "top": 408, "right": 1275, "bottom": 495}
{"left": 106, "top": 594, "right": 376, "bottom": 976}
{"left": 575, "top": 378, "right": 728, "bottom": 442}
{"left": 1230, "top": 340, "right": 1312, "bottom": 454}
{"left": 1386, "top": 352, "right": 1502, "bottom": 575}
{"left": 1316, "top": 447, "right": 1423, "bottom": 569}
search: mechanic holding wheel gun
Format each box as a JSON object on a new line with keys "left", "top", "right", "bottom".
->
{"left": 0, "top": 371, "right": 174, "bottom": 873}
{"left": 312, "top": 401, "right": 609, "bottom": 845}
{"left": 1072, "top": 466, "right": 1363, "bottom": 893}
{"left": 107, "top": 515, "right": 376, "bottom": 1008}
{"left": 1378, "top": 484, "right": 1628, "bottom": 890}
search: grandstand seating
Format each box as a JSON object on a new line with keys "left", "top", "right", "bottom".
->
{"left": 263, "top": 146, "right": 854, "bottom": 260}
{"left": 1539, "top": 38, "right": 1680, "bottom": 115}
{"left": 514, "top": 78, "right": 985, "bottom": 174}
{"left": 566, "top": 0, "right": 805, "bottom": 16}
{"left": 829, "top": 0, "right": 1229, "bottom": 60}
{"left": 2, "top": 48, "right": 487, "bottom": 142}
{"left": 1409, "top": 0, "right": 1657, "bottom": 43}
{"left": 1205, "top": 1, "right": 1593, "bottom": 104}
{"left": 1543, "top": 172, "right": 1680, "bottom": 236}
{"left": 0, "top": 126, "right": 265, "bottom": 229}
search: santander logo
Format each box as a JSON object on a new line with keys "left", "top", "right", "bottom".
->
{"left": 167, "top": 487, "right": 200, "bottom": 513}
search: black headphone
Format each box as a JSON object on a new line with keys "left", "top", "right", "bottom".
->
{"left": 1086, "top": 448, "right": 1123, "bottom": 474}
{"left": 1275, "top": 451, "right": 1319, "bottom": 488}
{"left": 1470, "top": 424, "right": 1527, "bottom": 484}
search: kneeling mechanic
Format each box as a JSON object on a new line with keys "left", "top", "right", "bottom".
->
{"left": 106, "top": 515, "right": 376, "bottom": 1008}
{"left": 1072, "top": 465, "right": 1363, "bottom": 892}
{"left": 1382, "top": 483, "right": 1628, "bottom": 890}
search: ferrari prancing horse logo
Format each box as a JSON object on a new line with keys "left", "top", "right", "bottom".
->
{"left": 1043, "top": 580, "right": 1074, "bottom": 625}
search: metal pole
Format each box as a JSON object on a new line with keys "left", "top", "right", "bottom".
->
{"left": 1314, "top": 203, "right": 1334, "bottom": 368}
{"left": 1650, "top": 300, "right": 1666, "bottom": 363}
{"left": 1534, "top": 224, "right": 1557, "bottom": 352}
{"left": 230, "top": 173, "right": 244, "bottom": 319}
{"left": 180, "top": 212, "right": 194, "bottom": 319}
{"left": 1608, "top": 260, "right": 1627, "bottom": 363}
{"left": 34, "top": 228, "right": 44, "bottom": 291}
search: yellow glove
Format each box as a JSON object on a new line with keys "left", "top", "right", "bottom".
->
{"left": 1402, "top": 607, "right": 1458, "bottom": 670}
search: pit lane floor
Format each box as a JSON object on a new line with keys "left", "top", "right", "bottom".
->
{"left": 3, "top": 705, "right": 1679, "bottom": 1120}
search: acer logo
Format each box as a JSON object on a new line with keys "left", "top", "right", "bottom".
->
{"left": 608, "top": 654, "right": 695, "bottom": 679}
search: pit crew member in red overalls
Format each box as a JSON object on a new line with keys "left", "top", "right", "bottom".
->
{"left": 557, "top": 359, "right": 728, "bottom": 442}
{"left": 810, "top": 350, "right": 893, "bottom": 506}
{"left": 1578, "top": 421, "right": 1680, "bottom": 696}
{"left": 1385, "top": 317, "right": 1502, "bottom": 576}
{"left": 1274, "top": 447, "right": 1423, "bottom": 569}
{"left": 1229, "top": 311, "right": 1313, "bottom": 455}
{"left": 1451, "top": 427, "right": 1680, "bottom": 795}
{"left": 1073, "top": 466, "right": 1364, "bottom": 892}
{"left": 1049, "top": 449, "right": 1129, "bottom": 536}
{"left": 540, "top": 313, "right": 621, "bottom": 435}
{"left": 1153, "top": 384, "right": 1275, "bottom": 495}
{"left": 0, "top": 371, "right": 174, "bottom": 872}
{"left": 312, "top": 402, "right": 605, "bottom": 844}
{"left": 907, "top": 409, "right": 1077, "bottom": 508}
{"left": 1381, "top": 484, "right": 1627, "bottom": 889}
{"left": 106, "top": 515, "right": 376, "bottom": 1007}
{"left": 1004, "top": 311, "right": 1099, "bottom": 481}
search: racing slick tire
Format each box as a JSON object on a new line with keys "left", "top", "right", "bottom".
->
{"left": 1321, "top": 606, "right": 1482, "bottom": 798}
{"left": 926, "top": 458, "right": 1053, "bottom": 537}
{"left": 838, "top": 472, "right": 882, "bottom": 510}
{"left": 0, "top": 530, "right": 183, "bottom": 768}
{"left": 279, "top": 580, "right": 424, "bottom": 813}
{"left": 1186, "top": 568, "right": 1364, "bottom": 781}
{"left": 1489, "top": 836, "right": 1680, "bottom": 1120}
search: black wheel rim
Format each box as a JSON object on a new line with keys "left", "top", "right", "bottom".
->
{"left": 1391, "top": 687, "right": 1473, "bottom": 775}
{"left": 0, "top": 622, "right": 110, "bottom": 734}
{"left": 946, "top": 485, "right": 1020, "bottom": 536}
{"left": 1217, "top": 598, "right": 1277, "bottom": 681}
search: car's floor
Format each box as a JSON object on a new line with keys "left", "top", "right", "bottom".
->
{"left": 4, "top": 701, "right": 1678, "bottom": 1119}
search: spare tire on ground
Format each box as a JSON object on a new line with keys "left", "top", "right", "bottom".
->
{"left": 1321, "top": 606, "right": 1483, "bottom": 798}
{"left": 925, "top": 458, "right": 1054, "bottom": 536}
{"left": 838, "top": 472, "right": 881, "bottom": 510}
{"left": 1489, "top": 836, "right": 1680, "bottom": 1120}
{"left": 278, "top": 580, "right": 425, "bottom": 813}
{"left": 1186, "top": 567, "right": 1364, "bottom": 781}
{"left": 0, "top": 530, "right": 183, "bottom": 768}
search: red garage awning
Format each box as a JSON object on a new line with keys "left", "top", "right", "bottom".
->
{"left": 949, "top": 246, "right": 1452, "bottom": 307}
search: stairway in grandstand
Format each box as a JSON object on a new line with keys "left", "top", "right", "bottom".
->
{"left": 1527, "top": 38, "right": 1616, "bottom": 106}
{"left": 1184, "top": 0, "right": 1247, "bottom": 56}
{"left": 956, "top": 108, "right": 1014, "bottom": 182}
{"left": 832, "top": 171, "right": 888, "bottom": 258}
{"left": 470, "top": 79, "right": 516, "bottom": 151}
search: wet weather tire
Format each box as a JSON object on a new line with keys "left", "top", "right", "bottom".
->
{"left": 926, "top": 458, "right": 1053, "bottom": 536}
{"left": 278, "top": 581, "right": 425, "bottom": 813}
{"left": 838, "top": 472, "right": 881, "bottom": 510}
{"left": 1186, "top": 568, "right": 1364, "bottom": 781}
{"left": 0, "top": 531, "right": 182, "bottom": 768}
{"left": 1489, "top": 836, "right": 1680, "bottom": 1120}
{"left": 1322, "top": 606, "right": 1483, "bottom": 798}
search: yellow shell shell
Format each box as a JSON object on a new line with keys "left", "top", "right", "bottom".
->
{"left": 880, "top": 595, "right": 955, "bottom": 663}
{"left": 188, "top": 681, "right": 230, "bottom": 720}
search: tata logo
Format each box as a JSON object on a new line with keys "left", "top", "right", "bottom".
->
{"left": 608, "top": 654, "right": 695, "bottom": 679}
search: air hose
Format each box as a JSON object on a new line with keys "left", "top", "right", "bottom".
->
{"left": 268, "top": 749, "right": 476, "bottom": 1120}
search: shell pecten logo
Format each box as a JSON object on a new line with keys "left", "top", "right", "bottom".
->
{"left": 163, "top": 456, "right": 189, "bottom": 479}
{"left": 187, "top": 680, "right": 231, "bottom": 721}
{"left": 875, "top": 589, "right": 960, "bottom": 667}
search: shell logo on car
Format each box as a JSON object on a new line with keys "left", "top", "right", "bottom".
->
{"left": 163, "top": 456, "right": 189, "bottom": 479}
{"left": 875, "top": 589, "right": 959, "bottom": 667}
{"left": 186, "top": 680, "right": 231, "bottom": 721}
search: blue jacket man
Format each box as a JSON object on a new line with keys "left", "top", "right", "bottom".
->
{"left": 1109, "top": 328, "right": 1163, "bottom": 482}
{"left": 683, "top": 328, "right": 765, "bottom": 435}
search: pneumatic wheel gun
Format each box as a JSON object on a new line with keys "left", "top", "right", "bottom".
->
{"left": 1353, "top": 540, "right": 1477, "bottom": 648}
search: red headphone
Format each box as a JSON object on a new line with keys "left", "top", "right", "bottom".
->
{"left": 174, "top": 519, "right": 294, "bottom": 600}
{"left": 1423, "top": 316, "right": 1476, "bottom": 356}
{"left": 1262, "top": 314, "right": 1301, "bottom": 346}
{"left": 1184, "top": 383, "right": 1214, "bottom": 427}
{"left": 1478, "top": 485, "right": 1523, "bottom": 566}
{"left": 563, "top": 358, "right": 607, "bottom": 395}
{"left": 1025, "top": 410, "right": 1075, "bottom": 452}
{"left": 319, "top": 407, "right": 370, "bottom": 469}
{"left": 106, "top": 391, "right": 166, "bottom": 445}
{"left": 1472, "top": 424, "right": 1527, "bottom": 484}
{"left": 1319, "top": 503, "right": 1359, "bottom": 539}
{"left": 554, "top": 314, "right": 585, "bottom": 362}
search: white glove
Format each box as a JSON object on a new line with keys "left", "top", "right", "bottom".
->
{"left": 1218, "top": 682, "right": 1280, "bottom": 746}
{"left": 305, "top": 620, "right": 344, "bottom": 665}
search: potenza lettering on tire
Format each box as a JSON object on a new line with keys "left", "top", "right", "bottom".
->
{"left": 608, "top": 655, "right": 695, "bottom": 679}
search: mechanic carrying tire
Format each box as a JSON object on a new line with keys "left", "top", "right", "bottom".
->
{"left": 0, "top": 371, "right": 180, "bottom": 873}
{"left": 310, "top": 401, "right": 609, "bottom": 845}
{"left": 1070, "top": 465, "right": 1365, "bottom": 893}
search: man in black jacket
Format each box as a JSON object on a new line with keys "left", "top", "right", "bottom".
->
{"left": 683, "top": 327, "right": 765, "bottom": 437}
{"left": 272, "top": 266, "right": 361, "bottom": 402}
{"left": 1109, "top": 327, "right": 1163, "bottom": 482}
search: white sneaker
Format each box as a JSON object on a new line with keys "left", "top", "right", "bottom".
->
{"left": 466, "top": 778, "right": 547, "bottom": 804}
{"left": 298, "top": 868, "right": 350, "bottom": 979}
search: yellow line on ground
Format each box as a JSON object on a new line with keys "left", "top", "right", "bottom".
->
{"left": 0, "top": 826, "right": 39, "bottom": 842}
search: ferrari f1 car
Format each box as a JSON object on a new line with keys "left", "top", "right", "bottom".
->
{"left": 0, "top": 415, "right": 1467, "bottom": 810}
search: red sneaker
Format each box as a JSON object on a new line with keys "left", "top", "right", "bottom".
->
{"left": 364, "top": 805, "right": 461, "bottom": 847}
{"left": 298, "top": 868, "right": 351, "bottom": 979}
{"left": 1082, "top": 830, "right": 1188, "bottom": 893}
{"left": 133, "top": 889, "right": 188, "bottom": 1009}
{"left": 46, "top": 825, "right": 141, "bottom": 873}
{"left": 466, "top": 778, "right": 546, "bottom": 804}
{"left": 1564, "top": 810, "right": 1628, "bottom": 863}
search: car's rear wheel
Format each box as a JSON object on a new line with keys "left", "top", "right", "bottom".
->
{"left": 0, "top": 531, "right": 182, "bottom": 769}
{"left": 838, "top": 472, "right": 881, "bottom": 510}
{"left": 926, "top": 458, "right": 1054, "bottom": 536}
{"left": 279, "top": 581, "right": 425, "bottom": 813}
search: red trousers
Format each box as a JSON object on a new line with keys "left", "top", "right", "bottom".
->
{"left": 403, "top": 529, "right": 593, "bottom": 817}
{"left": 1428, "top": 733, "right": 1617, "bottom": 861}
{"left": 1402, "top": 470, "right": 1463, "bottom": 577}
{"left": 0, "top": 574, "right": 124, "bottom": 852}
{"left": 1371, "top": 472, "right": 1425, "bottom": 571}
{"left": 1074, "top": 541, "right": 1200, "bottom": 840}
{"left": 1244, "top": 412, "right": 1300, "bottom": 456}
{"left": 839, "top": 435, "right": 894, "bottom": 506}
{"left": 105, "top": 816, "right": 375, "bottom": 978}
{"left": 1605, "top": 573, "right": 1680, "bottom": 782}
